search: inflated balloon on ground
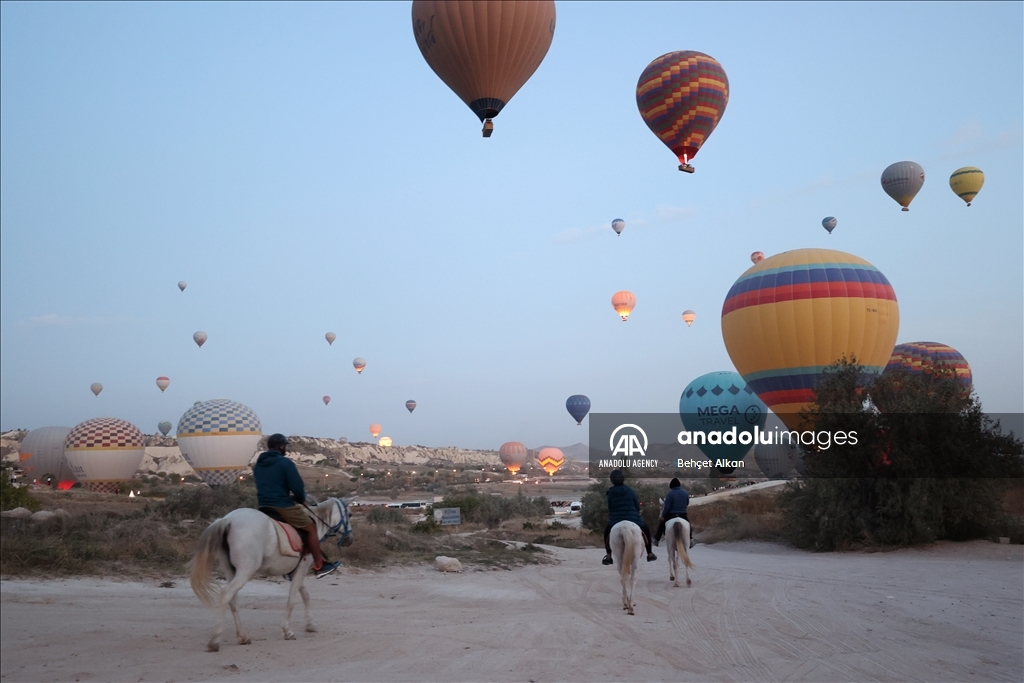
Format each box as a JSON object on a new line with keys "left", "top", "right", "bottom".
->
{"left": 378, "top": 436, "right": 393, "bottom": 448}
{"left": 537, "top": 447, "right": 564, "bottom": 475}
{"left": 63, "top": 418, "right": 145, "bottom": 493}
{"left": 499, "top": 441, "right": 528, "bottom": 474}
{"left": 722, "top": 248, "right": 900, "bottom": 430}
{"left": 18, "top": 426, "right": 74, "bottom": 486}
{"left": 176, "top": 399, "right": 262, "bottom": 487}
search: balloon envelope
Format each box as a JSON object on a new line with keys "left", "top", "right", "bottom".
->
{"left": 611, "top": 219, "right": 625, "bottom": 235}
{"left": 682, "top": 310, "right": 696, "bottom": 327}
{"left": 322, "top": 396, "right": 331, "bottom": 406}
{"left": 411, "top": 0, "right": 556, "bottom": 133}
{"left": 722, "top": 248, "right": 900, "bottom": 430}
{"left": 822, "top": 217, "right": 837, "bottom": 234}
{"left": 353, "top": 357, "right": 366, "bottom": 373}
{"left": 369, "top": 423, "right": 382, "bottom": 438}
{"left": 881, "top": 161, "right": 925, "bottom": 211}
{"left": 178, "top": 281, "right": 187, "bottom": 291}
{"left": 325, "top": 332, "right": 336, "bottom": 346}
{"left": 680, "top": 371, "right": 765, "bottom": 473}
{"left": 176, "top": 399, "right": 262, "bottom": 487}
{"left": 406, "top": 400, "right": 417, "bottom": 413}
{"left": 156, "top": 376, "right": 170, "bottom": 392}
{"left": 611, "top": 291, "right": 636, "bottom": 321}
{"left": 378, "top": 436, "right": 393, "bottom": 447}
{"left": 64, "top": 418, "right": 145, "bottom": 492}
{"left": 884, "top": 341, "right": 972, "bottom": 391}
{"left": 90, "top": 383, "right": 103, "bottom": 396}
{"left": 636, "top": 51, "right": 729, "bottom": 169}
{"left": 499, "top": 441, "right": 528, "bottom": 474}
{"left": 158, "top": 421, "right": 172, "bottom": 436}
{"left": 19, "top": 426, "right": 75, "bottom": 485}
{"left": 753, "top": 416, "right": 799, "bottom": 479}
{"left": 537, "top": 447, "right": 564, "bottom": 475}
{"left": 193, "top": 331, "right": 207, "bottom": 348}
{"left": 565, "top": 395, "right": 591, "bottom": 425}
{"left": 750, "top": 251, "right": 764, "bottom": 264}
{"left": 338, "top": 437, "right": 349, "bottom": 445}
{"left": 949, "top": 166, "right": 984, "bottom": 206}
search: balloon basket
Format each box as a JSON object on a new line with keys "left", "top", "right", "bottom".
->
{"left": 901, "top": 207, "right": 909, "bottom": 212}
{"left": 482, "top": 119, "right": 494, "bottom": 137}
{"left": 678, "top": 163, "right": 695, "bottom": 174}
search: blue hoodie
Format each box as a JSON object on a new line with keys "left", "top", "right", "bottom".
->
{"left": 252, "top": 450, "right": 305, "bottom": 508}
{"left": 661, "top": 487, "right": 689, "bottom": 517}
{"left": 606, "top": 484, "right": 644, "bottom": 526}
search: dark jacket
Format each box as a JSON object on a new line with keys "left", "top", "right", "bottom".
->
{"left": 606, "top": 484, "right": 644, "bottom": 526}
{"left": 661, "top": 487, "right": 689, "bottom": 517}
{"left": 252, "top": 450, "right": 305, "bottom": 508}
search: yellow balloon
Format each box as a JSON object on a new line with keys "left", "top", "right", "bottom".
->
{"left": 721, "top": 248, "right": 899, "bottom": 430}
{"left": 378, "top": 436, "right": 392, "bottom": 447}
{"left": 949, "top": 166, "right": 984, "bottom": 206}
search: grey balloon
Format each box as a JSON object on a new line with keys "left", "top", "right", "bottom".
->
{"left": 18, "top": 426, "right": 75, "bottom": 482}
{"left": 611, "top": 218, "right": 625, "bottom": 235}
{"left": 158, "top": 421, "right": 173, "bottom": 436}
{"left": 880, "top": 161, "right": 925, "bottom": 211}
{"left": 178, "top": 281, "right": 187, "bottom": 291}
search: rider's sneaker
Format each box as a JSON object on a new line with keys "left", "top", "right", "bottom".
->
{"left": 314, "top": 560, "right": 340, "bottom": 579}
{"left": 646, "top": 552, "right": 657, "bottom": 562}
{"left": 690, "top": 538, "right": 697, "bottom": 549}
{"left": 653, "top": 538, "right": 660, "bottom": 547}
{"left": 601, "top": 555, "right": 613, "bottom": 566}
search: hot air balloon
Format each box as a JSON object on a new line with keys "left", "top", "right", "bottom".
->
{"left": 63, "top": 418, "right": 146, "bottom": 492}
{"left": 353, "top": 357, "right": 366, "bottom": 374}
{"left": 881, "top": 161, "right": 925, "bottom": 211}
{"left": 884, "top": 341, "right": 972, "bottom": 391}
{"left": 611, "top": 291, "right": 636, "bottom": 321}
{"left": 178, "top": 281, "right": 187, "bottom": 292}
{"left": 411, "top": 0, "right": 556, "bottom": 137}
{"left": 323, "top": 396, "right": 331, "bottom": 406}
{"left": 611, "top": 219, "right": 625, "bottom": 235}
{"left": 193, "top": 331, "right": 208, "bottom": 348}
{"left": 19, "top": 426, "right": 75, "bottom": 487}
{"left": 750, "top": 251, "right": 764, "bottom": 264}
{"left": 565, "top": 395, "right": 591, "bottom": 425}
{"left": 90, "top": 383, "right": 103, "bottom": 396}
{"left": 378, "top": 436, "right": 393, "bottom": 447}
{"left": 682, "top": 310, "right": 696, "bottom": 327}
{"left": 176, "top": 399, "right": 262, "bottom": 487}
{"left": 949, "top": 167, "right": 984, "bottom": 206}
{"left": 721, "top": 248, "right": 900, "bottom": 430}
{"left": 325, "top": 332, "right": 336, "bottom": 346}
{"left": 158, "top": 421, "right": 172, "bottom": 436}
{"left": 537, "top": 447, "right": 564, "bottom": 476}
{"left": 499, "top": 441, "right": 528, "bottom": 474}
{"left": 338, "top": 437, "right": 349, "bottom": 445}
{"left": 369, "top": 423, "right": 382, "bottom": 438}
{"left": 753, "top": 416, "right": 799, "bottom": 479}
{"left": 679, "top": 371, "right": 765, "bottom": 475}
{"left": 636, "top": 51, "right": 729, "bottom": 173}
{"left": 406, "top": 400, "right": 417, "bottom": 413}
{"left": 156, "top": 376, "right": 170, "bottom": 392}
{"left": 822, "top": 217, "right": 837, "bottom": 234}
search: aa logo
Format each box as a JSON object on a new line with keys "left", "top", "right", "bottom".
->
{"left": 609, "top": 424, "right": 648, "bottom": 457}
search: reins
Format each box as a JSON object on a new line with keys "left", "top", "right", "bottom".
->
{"left": 301, "top": 498, "right": 352, "bottom": 547}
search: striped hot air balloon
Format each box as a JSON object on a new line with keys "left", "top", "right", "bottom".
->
{"left": 949, "top": 167, "right": 984, "bottom": 206}
{"left": 636, "top": 51, "right": 729, "bottom": 173}
{"left": 63, "top": 418, "right": 146, "bottom": 493}
{"left": 499, "top": 441, "right": 528, "bottom": 474}
{"left": 681, "top": 310, "right": 696, "bottom": 327}
{"left": 406, "top": 400, "right": 417, "bottom": 413}
{"left": 721, "top": 248, "right": 900, "bottom": 430}
{"left": 156, "top": 376, "right": 170, "bottom": 392}
{"left": 884, "top": 342, "right": 972, "bottom": 391}
{"left": 537, "top": 447, "right": 564, "bottom": 476}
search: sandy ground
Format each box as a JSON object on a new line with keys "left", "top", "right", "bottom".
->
{"left": 2, "top": 541, "right": 1021, "bottom": 683}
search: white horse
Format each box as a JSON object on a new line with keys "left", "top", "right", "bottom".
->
{"left": 189, "top": 498, "right": 352, "bottom": 652}
{"left": 665, "top": 517, "right": 693, "bottom": 587}
{"left": 609, "top": 520, "right": 644, "bottom": 615}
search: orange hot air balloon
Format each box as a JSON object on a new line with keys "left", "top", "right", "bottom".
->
{"left": 499, "top": 441, "right": 528, "bottom": 474}
{"left": 611, "top": 291, "right": 636, "bottom": 321}
{"left": 369, "top": 423, "right": 382, "bottom": 438}
{"left": 681, "top": 310, "right": 696, "bottom": 327}
{"left": 156, "top": 376, "right": 170, "bottom": 392}
{"left": 537, "top": 447, "right": 564, "bottom": 476}
{"left": 412, "top": 1, "right": 556, "bottom": 137}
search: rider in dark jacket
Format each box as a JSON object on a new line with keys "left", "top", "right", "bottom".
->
{"left": 252, "top": 434, "right": 339, "bottom": 578}
{"left": 653, "top": 478, "right": 694, "bottom": 547}
{"left": 602, "top": 469, "right": 656, "bottom": 565}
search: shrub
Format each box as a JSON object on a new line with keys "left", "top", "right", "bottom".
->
{"left": 0, "top": 469, "right": 41, "bottom": 512}
{"left": 437, "top": 489, "right": 549, "bottom": 528}
{"left": 148, "top": 483, "right": 257, "bottom": 521}
{"left": 366, "top": 507, "right": 407, "bottom": 525}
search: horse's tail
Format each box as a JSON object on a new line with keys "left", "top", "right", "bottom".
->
{"left": 618, "top": 527, "right": 636, "bottom": 581}
{"left": 674, "top": 521, "right": 693, "bottom": 569}
{"left": 189, "top": 517, "right": 229, "bottom": 608}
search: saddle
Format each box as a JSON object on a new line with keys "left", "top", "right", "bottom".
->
{"left": 259, "top": 507, "right": 306, "bottom": 558}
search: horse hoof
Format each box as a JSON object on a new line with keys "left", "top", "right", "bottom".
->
{"left": 669, "top": 575, "right": 675, "bottom": 581}
{"left": 284, "top": 631, "right": 296, "bottom": 641}
{"left": 207, "top": 643, "right": 220, "bottom": 653}
{"left": 686, "top": 578, "right": 692, "bottom": 586}
{"left": 627, "top": 608, "right": 635, "bottom": 616}
{"left": 238, "top": 636, "right": 251, "bottom": 645}
{"left": 305, "top": 625, "right": 317, "bottom": 633}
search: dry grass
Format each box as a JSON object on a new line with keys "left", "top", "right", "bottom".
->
{"left": 688, "top": 492, "right": 784, "bottom": 544}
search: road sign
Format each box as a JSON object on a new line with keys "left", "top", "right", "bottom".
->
{"left": 434, "top": 507, "right": 461, "bottom": 525}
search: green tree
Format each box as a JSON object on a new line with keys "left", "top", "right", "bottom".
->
{"left": 0, "top": 468, "right": 41, "bottom": 512}
{"left": 779, "top": 358, "right": 1024, "bottom": 549}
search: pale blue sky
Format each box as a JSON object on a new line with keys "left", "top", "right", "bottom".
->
{"left": 2, "top": 2, "right": 1021, "bottom": 449}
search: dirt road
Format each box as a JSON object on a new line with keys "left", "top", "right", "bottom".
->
{"left": 2, "top": 540, "right": 1021, "bottom": 682}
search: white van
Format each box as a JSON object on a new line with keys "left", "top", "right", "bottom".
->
{"left": 569, "top": 501, "right": 583, "bottom": 513}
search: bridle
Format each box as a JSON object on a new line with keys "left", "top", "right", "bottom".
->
{"left": 302, "top": 498, "right": 353, "bottom": 548}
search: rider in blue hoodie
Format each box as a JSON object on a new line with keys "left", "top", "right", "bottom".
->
{"left": 602, "top": 469, "right": 657, "bottom": 566}
{"left": 653, "top": 478, "right": 694, "bottom": 548}
{"left": 252, "top": 433, "right": 339, "bottom": 578}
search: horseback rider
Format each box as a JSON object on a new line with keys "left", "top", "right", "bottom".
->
{"left": 601, "top": 469, "right": 657, "bottom": 566}
{"left": 653, "top": 477, "right": 695, "bottom": 549}
{"left": 252, "top": 433, "right": 340, "bottom": 579}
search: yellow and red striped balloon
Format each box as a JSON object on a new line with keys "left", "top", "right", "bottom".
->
{"left": 721, "top": 248, "right": 900, "bottom": 430}
{"left": 537, "top": 447, "right": 564, "bottom": 476}
{"left": 885, "top": 342, "right": 972, "bottom": 391}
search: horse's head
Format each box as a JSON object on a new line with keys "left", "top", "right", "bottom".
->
{"left": 323, "top": 497, "right": 353, "bottom": 548}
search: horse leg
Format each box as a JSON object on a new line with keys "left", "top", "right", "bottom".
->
{"left": 282, "top": 556, "right": 313, "bottom": 640}
{"left": 299, "top": 583, "right": 316, "bottom": 633}
{"left": 209, "top": 564, "right": 255, "bottom": 651}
